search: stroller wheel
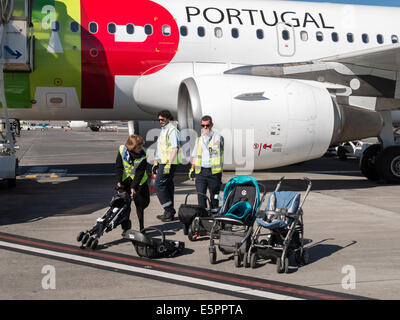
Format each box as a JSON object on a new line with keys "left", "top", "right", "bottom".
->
{"left": 234, "top": 250, "right": 242, "bottom": 268}
{"left": 188, "top": 225, "right": 197, "bottom": 241}
{"left": 90, "top": 238, "right": 99, "bottom": 250}
{"left": 86, "top": 237, "right": 94, "bottom": 248}
{"left": 209, "top": 247, "right": 216, "bottom": 264}
{"left": 277, "top": 256, "right": 289, "bottom": 274}
{"left": 250, "top": 252, "right": 258, "bottom": 269}
{"left": 302, "top": 249, "right": 310, "bottom": 265}
{"left": 77, "top": 231, "right": 85, "bottom": 242}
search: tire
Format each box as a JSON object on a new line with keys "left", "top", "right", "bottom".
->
{"left": 276, "top": 257, "right": 283, "bottom": 273}
{"left": 250, "top": 252, "right": 258, "bottom": 269}
{"left": 283, "top": 256, "right": 289, "bottom": 274}
{"left": 234, "top": 250, "right": 241, "bottom": 268}
{"left": 86, "top": 237, "right": 94, "bottom": 248}
{"left": 209, "top": 247, "right": 216, "bottom": 264}
{"left": 77, "top": 231, "right": 85, "bottom": 242}
{"left": 337, "top": 146, "right": 348, "bottom": 161}
{"left": 302, "top": 249, "right": 310, "bottom": 265}
{"left": 360, "top": 144, "right": 382, "bottom": 181}
{"left": 90, "top": 238, "right": 99, "bottom": 250}
{"left": 376, "top": 146, "right": 400, "bottom": 184}
{"left": 81, "top": 233, "right": 90, "bottom": 245}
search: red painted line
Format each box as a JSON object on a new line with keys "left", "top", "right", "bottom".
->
{"left": 0, "top": 233, "right": 348, "bottom": 300}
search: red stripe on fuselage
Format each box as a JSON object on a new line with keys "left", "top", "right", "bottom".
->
{"left": 80, "top": 0, "right": 179, "bottom": 109}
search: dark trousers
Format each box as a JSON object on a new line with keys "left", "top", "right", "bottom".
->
{"left": 121, "top": 179, "right": 149, "bottom": 231}
{"left": 155, "top": 164, "right": 177, "bottom": 215}
{"left": 195, "top": 168, "right": 222, "bottom": 211}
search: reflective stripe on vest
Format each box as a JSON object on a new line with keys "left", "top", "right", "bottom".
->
{"left": 194, "top": 133, "right": 223, "bottom": 175}
{"left": 119, "top": 145, "right": 148, "bottom": 185}
{"left": 159, "top": 125, "right": 182, "bottom": 164}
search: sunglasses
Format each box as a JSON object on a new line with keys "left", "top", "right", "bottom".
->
{"left": 201, "top": 124, "right": 211, "bottom": 128}
{"left": 158, "top": 118, "right": 167, "bottom": 122}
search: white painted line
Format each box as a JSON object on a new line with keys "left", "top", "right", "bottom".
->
{"left": 0, "top": 240, "right": 302, "bottom": 300}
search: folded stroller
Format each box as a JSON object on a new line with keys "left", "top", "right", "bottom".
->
{"left": 208, "top": 176, "right": 267, "bottom": 267}
{"left": 122, "top": 227, "right": 185, "bottom": 258}
{"left": 76, "top": 187, "right": 132, "bottom": 250}
{"left": 178, "top": 192, "right": 220, "bottom": 241}
{"left": 247, "top": 177, "right": 312, "bottom": 273}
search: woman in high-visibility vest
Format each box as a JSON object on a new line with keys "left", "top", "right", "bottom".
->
{"left": 116, "top": 134, "right": 150, "bottom": 231}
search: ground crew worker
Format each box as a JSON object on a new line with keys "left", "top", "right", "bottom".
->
{"left": 153, "top": 110, "right": 181, "bottom": 222}
{"left": 189, "top": 115, "right": 224, "bottom": 212}
{"left": 116, "top": 134, "right": 150, "bottom": 231}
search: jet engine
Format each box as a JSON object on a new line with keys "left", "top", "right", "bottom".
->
{"left": 177, "top": 75, "right": 383, "bottom": 171}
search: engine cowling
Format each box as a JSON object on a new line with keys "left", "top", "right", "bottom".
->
{"left": 177, "top": 75, "right": 383, "bottom": 171}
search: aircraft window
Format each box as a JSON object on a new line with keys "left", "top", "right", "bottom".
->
{"left": 145, "top": 24, "right": 153, "bottom": 35}
{"left": 89, "top": 22, "right": 98, "bottom": 34}
{"left": 256, "top": 29, "right": 264, "bottom": 39}
{"left": 362, "top": 33, "right": 369, "bottom": 43}
{"left": 347, "top": 33, "right": 354, "bottom": 43}
{"left": 392, "top": 35, "right": 398, "bottom": 43}
{"left": 282, "top": 30, "right": 290, "bottom": 40}
{"left": 198, "top": 26, "right": 205, "bottom": 37}
{"left": 126, "top": 24, "right": 134, "bottom": 35}
{"left": 162, "top": 25, "right": 171, "bottom": 36}
{"left": 180, "top": 26, "right": 188, "bottom": 36}
{"left": 70, "top": 21, "right": 79, "bottom": 33}
{"left": 214, "top": 27, "right": 223, "bottom": 38}
{"left": 316, "top": 31, "right": 323, "bottom": 42}
{"left": 300, "top": 31, "right": 308, "bottom": 41}
{"left": 377, "top": 34, "right": 384, "bottom": 44}
{"left": 331, "top": 32, "right": 339, "bottom": 42}
{"left": 231, "top": 28, "right": 239, "bottom": 39}
{"left": 51, "top": 21, "right": 60, "bottom": 32}
{"left": 107, "top": 23, "right": 116, "bottom": 34}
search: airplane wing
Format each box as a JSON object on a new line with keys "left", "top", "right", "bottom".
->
{"left": 319, "top": 43, "right": 400, "bottom": 72}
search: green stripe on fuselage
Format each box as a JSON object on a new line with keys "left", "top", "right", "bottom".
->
{"left": 2, "top": 0, "right": 82, "bottom": 109}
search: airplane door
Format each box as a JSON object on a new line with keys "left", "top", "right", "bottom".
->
{"left": 276, "top": 22, "right": 296, "bottom": 57}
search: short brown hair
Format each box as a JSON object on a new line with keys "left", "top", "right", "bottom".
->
{"left": 125, "top": 134, "right": 144, "bottom": 151}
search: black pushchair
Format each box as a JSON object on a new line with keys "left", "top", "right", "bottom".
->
{"left": 122, "top": 227, "right": 185, "bottom": 258}
{"left": 247, "top": 177, "right": 312, "bottom": 273}
{"left": 76, "top": 188, "right": 132, "bottom": 250}
{"left": 178, "top": 192, "right": 220, "bottom": 241}
{"left": 208, "top": 176, "right": 267, "bottom": 267}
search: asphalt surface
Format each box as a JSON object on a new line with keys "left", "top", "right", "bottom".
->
{"left": 1, "top": 128, "right": 399, "bottom": 301}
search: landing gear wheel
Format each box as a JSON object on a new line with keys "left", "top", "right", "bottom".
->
{"left": 337, "top": 146, "right": 348, "bottom": 161}
{"left": 376, "top": 146, "right": 400, "bottom": 184}
{"left": 360, "top": 144, "right": 382, "bottom": 181}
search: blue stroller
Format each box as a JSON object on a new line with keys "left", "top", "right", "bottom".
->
{"left": 247, "top": 177, "right": 312, "bottom": 273}
{"left": 208, "top": 176, "right": 267, "bottom": 267}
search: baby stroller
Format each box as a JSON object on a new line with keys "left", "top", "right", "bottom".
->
{"left": 178, "top": 192, "right": 220, "bottom": 241}
{"left": 76, "top": 187, "right": 132, "bottom": 250}
{"left": 247, "top": 177, "right": 312, "bottom": 273}
{"left": 208, "top": 176, "right": 267, "bottom": 267}
{"left": 122, "top": 227, "right": 185, "bottom": 258}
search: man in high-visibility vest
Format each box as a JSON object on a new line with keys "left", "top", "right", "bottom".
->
{"left": 153, "top": 110, "right": 181, "bottom": 222}
{"left": 189, "top": 115, "right": 224, "bottom": 212}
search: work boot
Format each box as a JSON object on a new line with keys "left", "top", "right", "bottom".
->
{"left": 160, "top": 212, "right": 175, "bottom": 222}
{"left": 156, "top": 211, "right": 168, "bottom": 221}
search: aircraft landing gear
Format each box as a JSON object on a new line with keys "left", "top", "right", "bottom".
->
{"left": 376, "top": 146, "right": 400, "bottom": 184}
{"left": 359, "top": 144, "right": 382, "bottom": 181}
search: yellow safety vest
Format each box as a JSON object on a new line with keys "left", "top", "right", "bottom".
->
{"left": 194, "top": 133, "right": 224, "bottom": 175}
{"left": 119, "top": 145, "right": 148, "bottom": 185}
{"left": 159, "top": 125, "right": 182, "bottom": 165}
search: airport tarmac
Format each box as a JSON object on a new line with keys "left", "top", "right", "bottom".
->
{"left": 1, "top": 128, "right": 400, "bottom": 300}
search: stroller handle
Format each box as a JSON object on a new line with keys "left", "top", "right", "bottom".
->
{"left": 184, "top": 192, "right": 212, "bottom": 210}
{"left": 298, "top": 177, "right": 312, "bottom": 210}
